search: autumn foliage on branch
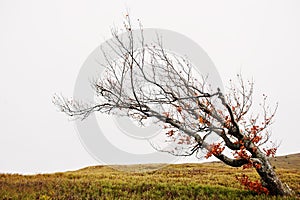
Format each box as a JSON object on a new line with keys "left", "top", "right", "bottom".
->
{"left": 53, "top": 15, "right": 292, "bottom": 196}
{"left": 236, "top": 174, "right": 269, "bottom": 195}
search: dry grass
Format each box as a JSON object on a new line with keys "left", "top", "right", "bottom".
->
{"left": 0, "top": 153, "right": 299, "bottom": 199}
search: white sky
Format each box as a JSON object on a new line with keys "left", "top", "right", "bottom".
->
{"left": 0, "top": 0, "right": 300, "bottom": 174}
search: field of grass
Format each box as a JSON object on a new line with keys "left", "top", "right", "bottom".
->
{"left": 0, "top": 153, "right": 299, "bottom": 199}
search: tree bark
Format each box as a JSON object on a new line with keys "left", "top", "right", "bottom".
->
{"left": 253, "top": 152, "right": 292, "bottom": 196}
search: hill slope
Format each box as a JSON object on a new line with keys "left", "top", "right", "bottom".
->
{"left": 270, "top": 153, "right": 300, "bottom": 169}
{"left": 0, "top": 153, "right": 299, "bottom": 199}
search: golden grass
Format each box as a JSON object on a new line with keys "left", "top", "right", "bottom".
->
{"left": 0, "top": 153, "right": 299, "bottom": 199}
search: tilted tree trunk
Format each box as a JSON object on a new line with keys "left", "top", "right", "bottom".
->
{"left": 211, "top": 133, "right": 292, "bottom": 196}
{"left": 252, "top": 151, "right": 292, "bottom": 196}
{"left": 215, "top": 149, "right": 292, "bottom": 195}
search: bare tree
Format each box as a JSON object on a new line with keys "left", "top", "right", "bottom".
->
{"left": 53, "top": 16, "right": 292, "bottom": 196}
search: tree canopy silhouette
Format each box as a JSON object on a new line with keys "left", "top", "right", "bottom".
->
{"left": 53, "top": 16, "right": 292, "bottom": 196}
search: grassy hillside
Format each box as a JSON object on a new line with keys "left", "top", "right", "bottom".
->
{"left": 0, "top": 153, "right": 299, "bottom": 199}
{"left": 270, "top": 153, "right": 300, "bottom": 169}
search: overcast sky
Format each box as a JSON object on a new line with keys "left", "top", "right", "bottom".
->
{"left": 1, "top": 0, "right": 300, "bottom": 174}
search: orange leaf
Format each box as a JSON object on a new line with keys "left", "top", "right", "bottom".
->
{"left": 177, "top": 106, "right": 182, "bottom": 113}
{"left": 199, "top": 116, "right": 204, "bottom": 124}
{"left": 162, "top": 112, "right": 170, "bottom": 118}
